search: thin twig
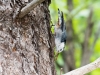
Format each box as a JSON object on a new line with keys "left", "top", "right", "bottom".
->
{"left": 60, "top": 68, "right": 63, "bottom": 75}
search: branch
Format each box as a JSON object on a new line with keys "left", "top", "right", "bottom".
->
{"left": 63, "top": 58, "right": 100, "bottom": 75}
{"left": 67, "top": 2, "right": 90, "bottom": 21}
{"left": 19, "top": 0, "right": 45, "bottom": 18}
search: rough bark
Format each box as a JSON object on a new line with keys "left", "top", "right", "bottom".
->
{"left": 0, "top": 0, "right": 55, "bottom": 75}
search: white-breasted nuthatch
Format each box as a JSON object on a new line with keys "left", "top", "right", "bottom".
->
{"left": 54, "top": 9, "right": 67, "bottom": 53}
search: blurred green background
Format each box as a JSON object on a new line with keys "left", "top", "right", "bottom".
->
{"left": 49, "top": 0, "right": 100, "bottom": 75}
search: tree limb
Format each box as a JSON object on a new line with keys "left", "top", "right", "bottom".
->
{"left": 63, "top": 58, "right": 100, "bottom": 75}
{"left": 19, "top": 0, "right": 45, "bottom": 18}
{"left": 67, "top": 2, "right": 90, "bottom": 21}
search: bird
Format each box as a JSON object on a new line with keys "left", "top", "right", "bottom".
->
{"left": 54, "top": 8, "right": 67, "bottom": 53}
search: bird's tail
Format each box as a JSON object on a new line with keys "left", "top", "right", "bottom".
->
{"left": 58, "top": 8, "right": 64, "bottom": 31}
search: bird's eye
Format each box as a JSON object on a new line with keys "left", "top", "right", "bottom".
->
{"left": 60, "top": 49, "right": 63, "bottom": 52}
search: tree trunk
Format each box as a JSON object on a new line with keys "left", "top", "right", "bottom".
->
{"left": 0, "top": 0, "right": 55, "bottom": 75}
{"left": 62, "top": 0, "right": 75, "bottom": 72}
